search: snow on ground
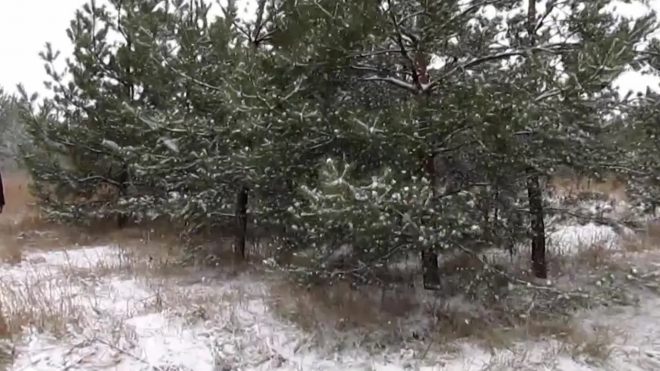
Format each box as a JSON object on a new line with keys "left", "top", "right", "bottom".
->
{"left": 548, "top": 223, "right": 621, "bottom": 255}
{"left": 575, "top": 294, "right": 660, "bottom": 371}
{"left": 2, "top": 235, "right": 660, "bottom": 370}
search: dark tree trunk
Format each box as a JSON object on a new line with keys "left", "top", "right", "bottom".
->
{"left": 0, "top": 170, "right": 5, "bottom": 212}
{"left": 422, "top": 249, "right": 441, "bottom": 290}
{"left": 525, "top": 0, "right": 547, "bottom": 279}
{"left": 117, "top": 213, "right": 129, "bottom": 229}
{"left": 421, "top": 155, "right": 441, "bottom": 290}
{"left": 117, "top": 164, "right": 130, "bottom": 229}
{"left": 527, "top": 172, "right": 547, "bottom": 278}
{"left": 407, "top": 53, "right": 440, "bottom": 290}
{"left": 234, "top": 184, "right": 249, "bottom": 260}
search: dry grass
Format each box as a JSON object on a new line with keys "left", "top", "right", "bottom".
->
{"left": 270, "top": 281, "right": 414, "bottom": 332}
{"left": 548, "top": 243, "right": 624, "bottom": 279}
{"left": 0, "top": 172, "right": 196, "bottom": 342}
{"left": 266, "top": 246, "right": 625, "bottom": 360}
{"left": 268, "top": 275, "right": 621, "bottom": 364}
{"left": 0, "top": 171, "right": 37, "bottom": 217}
{"left": 619, "top": 220, "right": 660, "bottom": 253}
{"left": 549, "top": 175, "right": 627, "bottom": 202}
{"left": 645, "top": 220, "right": 660, "bottom": 240}
{"left": 0, "top": 170, "right": 268, "bottom": 370}
{"left": 0, "top": 171, "right": 199, "bottom": 260}
{"left": 0, "top": 172, "right": 80, "bottom": 354}
{"left": 565, "top": 324, "right": 616, "bottom": 361}
{"left": 0, "top": 171, "right": 41, "bottom": 264}
{"left": 265, "top": 208, "right": 657, "bottom": 360}
{"left": 476, "top": 322, "right": 616, "bottom": 370}
{"left": 636, "top": 220, "right": 660, "bottom": 249}
{"left": 0, "top": 243, "right": 178, "bottom": 340}
{"left": 0, "top": 274, "right": 84, "bottom": 338}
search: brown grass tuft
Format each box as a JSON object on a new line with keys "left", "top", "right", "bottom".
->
{"left": 0, "top": 172, "right": 195, "bottom": 340}
{"left": 0, "top": 171, "right": 36, "bottom": 217}
{"left": 0, "top": 171, "right": 41, "bottom": 264}
{"left": 565, "top": 324, "right": 615, "bottom": 361}
{"left": 0, "top": 171, "right": 193, "bottom": 255}
{"left": 269, "top": 281, "right": 403, "bottom": 333}
{"left": 549, "top": 175, "right": 627, "bottom": 202}
{"left": 268, "top": 273, "right": 620, "bottom": 359}
{"left": 643, "top": 220, "right": 660, "bottom": 246}
{"left": 620, "top": 220, "right": 660, "bottom": 253}
{"left": 549, "top": 244, "right": 620, "bottom": 277}
{"left": 266, "top": 239, "right": 635, "bottom": 359}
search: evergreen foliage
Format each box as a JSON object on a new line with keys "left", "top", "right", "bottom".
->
{"left": 0, "top": 89, "right": 25, "bottom": 169}
{"left": 16, "top": 0, "right": 660, "bottom": 282}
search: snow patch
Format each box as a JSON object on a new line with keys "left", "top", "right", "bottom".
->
{"left": 548, "top": 223, "right": 620, "bottom": 255}
{"left": 3, "top": 244, "right": 660, "bottom": 370}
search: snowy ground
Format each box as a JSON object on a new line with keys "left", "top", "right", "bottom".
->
{"left": 2, "top": 221, "right": 660, "bottom": 370}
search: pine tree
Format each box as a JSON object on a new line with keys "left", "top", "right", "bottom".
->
{"left": 242, "top": 0, "right": 657, "bottom": 283}
{"left": 18, "top": 0, "right": 198, "bottom": 224}
{"left": 18, "top": 0, "right": 268, "bottom": 253}
{"left": 0, "top": 88, "right": 25, "bottom": 169}
{"left": 618, "top": 38, "right": 660, "bottom": 215}
{"left": 18, "top": 0, "right": 657, "bottom": 284}
{"left": 232, "top": 0, "right": 535, "bottom": 284}
{"left": 511, "top": 0, "right": 655, "bottom": 277}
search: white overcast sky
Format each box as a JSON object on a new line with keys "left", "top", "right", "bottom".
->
{"left": 0, "top": 0, "right": 89, "bottom": 95}
{"left": 1, "top": 0, "right": 660, "bottom": 97}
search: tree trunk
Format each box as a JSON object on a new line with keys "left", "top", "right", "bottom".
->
{"left": 0, "top": 169, "right": 5, "bottom": 213}
{"left": 117, "top": 213, "right": 129, "bottom": 229}
{"left": 527, "top": 172, "right": 547, "bottom": 278}
{"left": 422, "top": 250, "right": 441, "bottom": 290}
{"left": 234, "top": 184, "right": 249, "bottom": 260}
{"left": 117, "top": 164, "right": 130, "bottom": 229}
{"left": 421, "top": 155, "right": 441, "bottom": 290}
{"left": 525, "top": 0, "right": 547, "bottom": 279}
